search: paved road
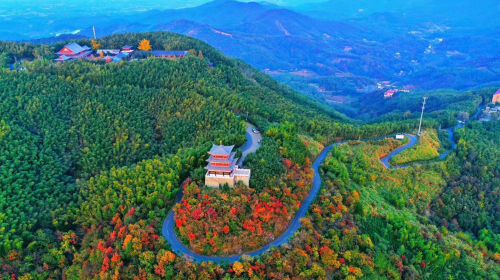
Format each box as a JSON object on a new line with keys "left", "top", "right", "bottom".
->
{"left": 161, "top": 143, "right": 334, "bottom": 263}
{"left": 380, "top": 104, "right": 484, "bottom": 168}
{"left": 237, "top": 122, "right": 262, "bottom": 167}
{"left": 162, "top": 105, "right": 482, "bottom": 263}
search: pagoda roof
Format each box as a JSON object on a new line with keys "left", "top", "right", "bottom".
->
{"left": 205, "top": 158, "right": 238, "bottom": 172}
{"left": 209, "top": 144, "right": 234, "bottom": 155}
{"left": 207, "top": 152, "right": 236, "bottom": 163}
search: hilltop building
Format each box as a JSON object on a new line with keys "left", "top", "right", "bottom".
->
{"left": 54, "top": 42, "right": 92, "bottom": 61}
{"left": 492, "top": 88, "right": 500, "bottom": 103}
{"left": 384, "top": 89, "right": 397, "bottom": 98}
{"left": 150, "top": 51, "right": 188, "bottom": 58}
{"left": 97, "top": 49, "right": 120, "bottom": 56}
{"left": 205, "top": 143, "right": 250, "bottom": 188}
{"left": 121, "top": 45, "right": 134, "bottom": 53}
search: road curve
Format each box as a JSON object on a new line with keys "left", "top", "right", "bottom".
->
{"left": 163, "top": 105, "right": 483, "bottom": 262}
{"left": 237, "top": 122, "right": 262, "bottom": 167}
{"left": 162, "top": 143, "right": 334, "bottom": 263}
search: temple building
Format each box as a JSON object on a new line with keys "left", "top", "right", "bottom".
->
{"left": 150, "top": 51, "right": 188, "bottom": 58}
{"left": 205, "top": 142, "right": 250, "bottom": 188}
{"left": 492, "top": 88, "right": 500, "bottom": 103}
{"left": 54, "top": 42, "right": 92, "bottom": 62}
{"left": 121, "top": 45, "right": 134, "bottom": 53}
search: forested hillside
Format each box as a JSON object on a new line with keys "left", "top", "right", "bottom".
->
{"left": 1, "top": 32, "right": 499, "bottom": 279}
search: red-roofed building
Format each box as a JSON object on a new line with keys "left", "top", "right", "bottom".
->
{"left": 384, "top": 89, "right": 398, "bottom": 98}
{"left": 54, "top": 42, "right": 92, "bottom": 61}
{"left": 205, "top": 142, "right": 250, "bottom": 188}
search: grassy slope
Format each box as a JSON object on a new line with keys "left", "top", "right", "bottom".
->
{"left": 389, "top": 129, "right": 441, "bottom": 166}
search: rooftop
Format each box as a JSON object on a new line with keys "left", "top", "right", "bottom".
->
{"left": 55, "top": 42, "right": 91, "bottom": 55}
{"left": 209, "top": 144, "right": 234, "bottom": 155}
{"left": 207, "top": 152, "right": 236, "bottom": 163}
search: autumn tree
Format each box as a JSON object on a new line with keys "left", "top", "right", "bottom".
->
{"left": 91, "top": 39, "right": 101, "bottom": 51}
{"left": 198, "top": 50, "right": 204, "bottom": 59}
{"left": 138, "top": 39, "right": 152, "bottom": 51}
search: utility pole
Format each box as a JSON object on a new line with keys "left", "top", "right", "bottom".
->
{"left": 93, "top": 26, "right": 97, "bottom": 40}
{"left": 417, "top": 97, "right": 428, "bottom": 137}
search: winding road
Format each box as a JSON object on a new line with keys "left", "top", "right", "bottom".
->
{"left": 162, "top": 106, "right": 482, "bottom": 263}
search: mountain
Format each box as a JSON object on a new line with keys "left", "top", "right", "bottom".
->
{"left": 8, "top": 0, "right": 500, "bottom": 117}
{"left": 2, "top": 31, "right": 500, "bottom": 280}
{"left": 293, "top": 0, "right": 430, "bottom": 20}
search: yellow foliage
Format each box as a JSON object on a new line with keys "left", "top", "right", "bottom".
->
{"left": 91, "top": 39, "right": 101, "bottom": 50}
{"left": 138, "top": 39, "right": 152, "bottom": 51}
{"left": 233, "top": 261, "right": 245, "bottom": 276}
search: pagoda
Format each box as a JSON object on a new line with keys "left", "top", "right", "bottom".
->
{"left": 205, "top": 142, "right": 250, "bottom": 188}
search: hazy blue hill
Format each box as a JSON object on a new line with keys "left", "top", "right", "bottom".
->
{"left": 27, "top": 34, "right": 88, "bottom": 44}
{"left": 138, "top": 0, "right": 272, "bottom": 28}
{"left": 235, "top": 8, "right": 369, "bottom": 38}
{"left": 293, "top": 0, "right": 430, "bottom": 20}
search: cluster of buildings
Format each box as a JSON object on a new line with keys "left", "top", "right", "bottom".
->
{"left": 54, "top": 42, "right": 188, "bottom": 62}
{"left": 478, "top": 88, "right": 500, "bottom": 122}
{"left": 383, "top": 87, "right": 412, "bottom": 98}
{"left": 204, "top": 143, "right": 251, "bottom": 188}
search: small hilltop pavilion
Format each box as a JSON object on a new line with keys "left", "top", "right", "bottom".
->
{"left": 205, "top": 142, "right": 250, "bottom": 188}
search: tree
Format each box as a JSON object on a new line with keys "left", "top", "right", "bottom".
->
{"left": 189, "top": 49, "right": 197, "bottom": 56}
{"left": 138, "top": 39, "right": 152, "bottom": 51}
{"left": 91, "top": 39, "right": 101, "bottom": 51}
{"left": 198, "top": 50, "right": 204, "bottom": 59}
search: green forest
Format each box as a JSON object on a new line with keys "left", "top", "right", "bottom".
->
{"left": 1, "top": 32, "right": 500, "bottom": 279}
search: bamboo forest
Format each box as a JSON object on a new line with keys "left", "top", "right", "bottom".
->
{"left": 1, "top": 31, "right": 500, "bottom": 280}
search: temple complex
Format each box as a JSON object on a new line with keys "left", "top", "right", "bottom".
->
{"left": 205, "top": 142, "right": 250, "bottom": 188}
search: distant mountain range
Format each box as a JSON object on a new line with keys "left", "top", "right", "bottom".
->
{"left": 4, "top": 0, "right": 500, "bottom": 110}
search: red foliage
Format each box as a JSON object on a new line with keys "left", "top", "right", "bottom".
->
{"left": 192, "top": 208, "right": 202, "bottom": 220}
{"left": 118, "top": 226, "right": 126, "bottom": 238}
{"left": 111, "top": 252, "right": 121, "bottom": 264}
{"left": 109, "top": 231, "right": 117, "bottom": 240}
{"left": 102, "top": 256, "right": 110, "bottom": 272}
{"left": 339, "top": 258, "right": 346, "bottom": 264}
{"left": 175, "top": 219, "right": 183, "bottom": 229}
{"left": 105, "top": 247, "right": 113, "bottom": 255}
{"left": 283, "top": 158, "right": 293, "bottom": 169}
{"left": 188, "top": 233, "right": 196, "bottom": 239}
{"left": 206, "top": 208, "right": 217, "bottom": 219}
{"left": 97, "top": 240, "right": 107, "bottom": 253}
{"left": 125, "top": 207, "right": 135, "bottom": 217}
{"left": 223, "top": 225, "right": 230, "bottom": 234}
